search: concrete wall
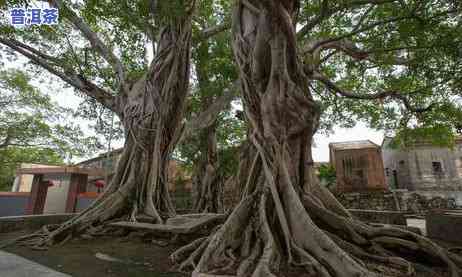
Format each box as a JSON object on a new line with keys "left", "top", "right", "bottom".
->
{"left": 75, "top": 194, "right": 97, "bottom": 212}
{"left": 42, "top": 174, "right": 71, "bottom": 214}
{"left": 0, "top": 193, "right": 29, "bottom": 217}
{"left": 426, "top": 211, "right": 462, "bottom": 243}
{"left": 382, "top": 142, "right": 412, "bottom": 189}
{"left": 408, "top": 146, "right": 462, "bottom": 190}
{"left": 383, "top": 139, "right": 462, "bottom": 191}
{"left": 0, "top": 213, "right": 75, "bottom": 233}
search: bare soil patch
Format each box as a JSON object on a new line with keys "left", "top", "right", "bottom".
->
{"left": 0, "top": 230, "right": 459, "bottom": 277}
{"left": 0, "top": 231, "right": 186, "bottom": 277}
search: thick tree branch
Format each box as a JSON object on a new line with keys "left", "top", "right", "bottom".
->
{"left": 304, "top": 39, "right": 411, "bottom": 68}
{"left": 297, "top": 0, "right": 400, "bottom": 38}
{"left": 181, "top": 82, "right": 237, "bottom": 142}
{"left": 50, "top": 0, "right": 126, "bottom": 91}
{"left": 2, "top": 37, "right": 60, "bottom": 63}
{"left": 0, "top": 133, "right": 11, "bottom": 149}
{"left": 0, "top": 37, "right": 120, "bottom": 114}
{"left": 0, "top": 98, "right": 15, "bottom": 108}
{"left": 297, "top": 0, "right": 331, "bottom": 38}
{"left": 195, "top": 21, "right": 231, "bottom": 43}
{"left": 306, "top": 15, "right": 413, "bottom": 53}
{"left": 312, "top": 71, "right": 435, "bottom": 113}
{"left": 0, "top": 142, "right": 53, "bottom": 149}
{"left": 305, "top": 8, "right": 457, "bottom": 53}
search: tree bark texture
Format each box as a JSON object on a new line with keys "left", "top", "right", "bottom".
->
{"left": 192, "top": 122, "right": 224, "bottom": 213}
{"left": 191, "top": 39, "right": 224, "bottom": 213}
{"left": 171, "top": 1, "right": 462, "bottom": 276}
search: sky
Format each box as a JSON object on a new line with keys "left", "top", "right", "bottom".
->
{"left": 5, "top": 56, "right": 385, "bottom": 163}
{"left": 54, "top": 88, "right": 384, "bottom": 163}
{"left": 3, "top": 50, "right": 386, "bottom": 163}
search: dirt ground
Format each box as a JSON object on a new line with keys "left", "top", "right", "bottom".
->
{"left": 0, "top": 230, "right": 459, "bottom": 277}
{"left": 0, "top": 231, "right": 186, "bottom": 277}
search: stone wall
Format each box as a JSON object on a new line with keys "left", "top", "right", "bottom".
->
{"left": 337, "top": 190, "right": 460, "bottom": 212}
{"left": 336, "top": 191, "right": 401, "bottom": 211}
{"left": 348, "top": 209, "right": 407, "bottom": 225}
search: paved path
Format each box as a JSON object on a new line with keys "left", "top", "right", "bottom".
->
{"left": 407, "top": 218, "right": 426, "bottom": 236}
{"left": 0, "top": 251, "right": 70, "bottom": 277}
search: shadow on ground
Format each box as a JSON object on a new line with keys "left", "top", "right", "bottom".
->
{"left": 0, "top": 231, "right": 186, "bottom": 277}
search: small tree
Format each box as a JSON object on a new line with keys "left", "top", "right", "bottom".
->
{"left": 0, "top": 69, "right": 97, "bottom": 190}
{"left": 318, "top": 164, "right": 336, "bottom": 188}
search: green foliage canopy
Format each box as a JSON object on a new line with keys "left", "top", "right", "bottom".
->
{"left": 0, "top": 0, "right": 461, "bottom": 162}
{"left": 0, "top": 69, "right": 100, "bottom": 190}
{"left": 297, "top": 1, "right": 462, "bottom": 144}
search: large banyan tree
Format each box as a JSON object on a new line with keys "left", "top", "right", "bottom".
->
{"left": 0, "top": 0, "right": 232, "bottom": 242}
{"left": 173, "top": 0, "right": 462, "bottom": 276}
{"left": 2, "top": 0, "right": 462, "bottom": 276}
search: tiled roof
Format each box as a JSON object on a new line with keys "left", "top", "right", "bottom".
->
{"left": 329, "top": 140, "right": 379, "bottom": 150}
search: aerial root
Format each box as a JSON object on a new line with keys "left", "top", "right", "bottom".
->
{"left": 325, "top": 230, "right": 415, "bottom": 276}
{"left": 356, "top": 226, "right": 462, "bottom": 277}
{"left": 302, "top": 193, "right": 368, "bottom": 245}
{"left": 236, "top": 239, "right": 261, "bottom": 276}
{"left": 172, "top": 156, "right": 462, "bottom": 277}
{"left": 289, "top": 242, "right": 330, "bottom": 276}
{"left": 450, "top": 248, "right": 462, "bottom": 254}
{"left": 251, "top": 193, "right": 279, "bottom": 277}
{"left": 171, "top": 236, "right": 212, "bottom": 272}
{"left": 302, "top": 189, "right": 462, "bottom": 276}
{"left": 170, "top": 237, "right": 209, "bottom": 271}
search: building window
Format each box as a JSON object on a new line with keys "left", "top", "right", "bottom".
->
{"left": 343, "top": 157, "right": 353, "bottom": 177}
{"left": 399, "top": 160, "right": 405, "bottom": 166}
{"left": 392, "top": 170, "right": 399, "bottom": 188}
{"left": 432, "top": 161, "right": 443, "bottom": 174}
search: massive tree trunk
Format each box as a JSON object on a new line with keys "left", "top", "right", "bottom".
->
{"left": 15, "top": 2, "right": 196, "bottom": 247}
{"left": 192, "top": 122, "right": 224, "bottom": 213}
{"left": 191, "top": 39, "right": 224, "bottom": 213}
{"left": 172, "top": 1, "right": 462, "bottom": 276}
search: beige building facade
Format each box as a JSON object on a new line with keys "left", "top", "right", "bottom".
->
{"left": 382, "top": 136, "right": 462, "bottom": 191}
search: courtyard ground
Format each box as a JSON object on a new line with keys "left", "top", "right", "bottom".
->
{"left": 0, "top": 224, "right": 459, "bottom": 277}
{"left": 0, "top": 231, "right": 186, "bottom": 277}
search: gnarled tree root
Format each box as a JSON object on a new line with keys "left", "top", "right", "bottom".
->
{"left": 173, "top": 186, "right": 462, "bottom": 276}
{"left": 172, "top": 149, "right": 462, "bottom": 277}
